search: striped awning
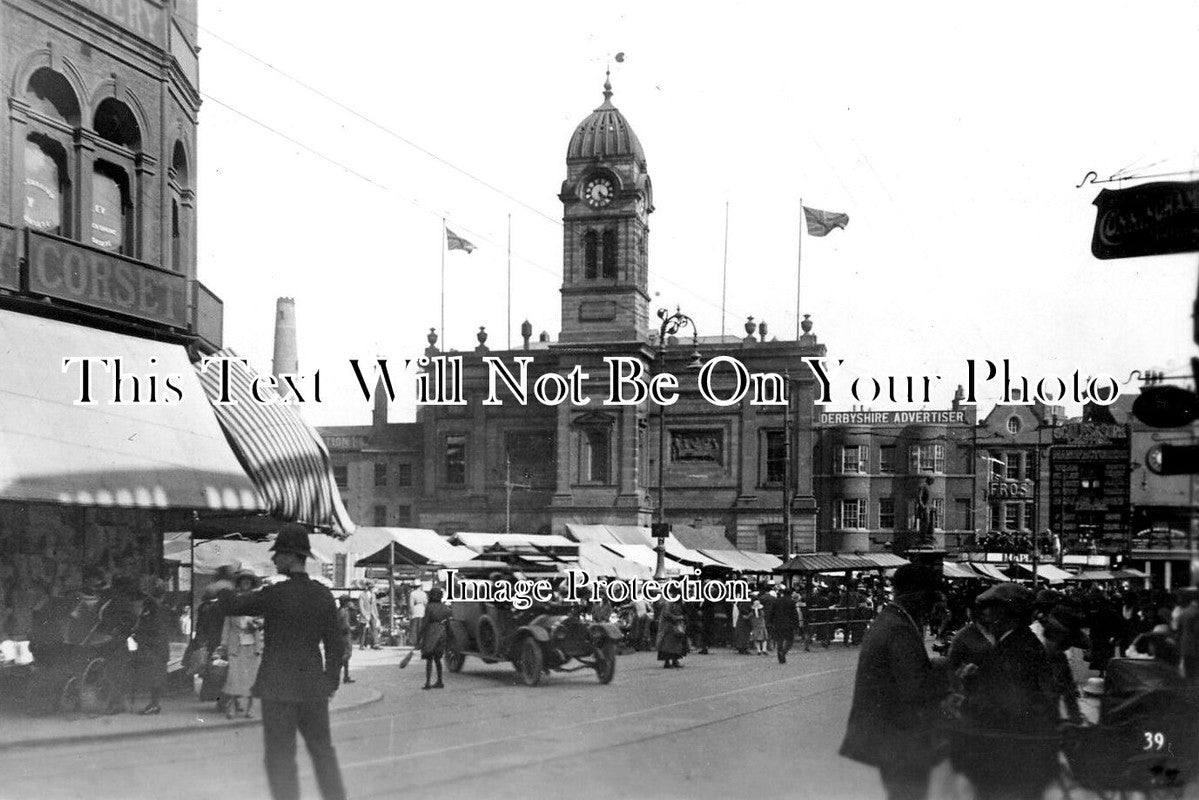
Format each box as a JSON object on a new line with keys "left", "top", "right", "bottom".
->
{"left": 195, "top": 350, "right": 354, "bottom": 536}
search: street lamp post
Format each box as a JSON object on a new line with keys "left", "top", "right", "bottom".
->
{"left": 653, "top": 306, "right": 700, "bottom": 580}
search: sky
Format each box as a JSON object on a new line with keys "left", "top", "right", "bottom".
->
{"left": 194, "top": 1, "right": 1199, "bottom": 427}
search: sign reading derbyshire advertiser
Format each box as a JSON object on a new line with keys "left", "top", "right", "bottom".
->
{"left": 27, "top": 230, "right": 188, "bottom": 329}
{"left": 1092, "top": 180, "right": 1199, "bottom": 259}
{"left": 818, "top": 410, "right": 968, "bottom": 426}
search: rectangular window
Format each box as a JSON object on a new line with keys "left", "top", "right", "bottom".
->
{"left": 990, "top": 451, "right": 1006, "bottom": 479}
{"left": 1005, "top": 451, "right": 1024, "bottom": 480}
{"left": 762, "top": 524, "right": 788, "bottom": 557}
{"left": 879, "top": 498, "right": 895, "bottom": 529}
{"left": 1023, "top": 501, "right": 1035, "bottom": 531}
{"left": 932, "top": 498, "right": 944, "bottom": 531}
{"left": 839, "top": 445, "right": 868, "bottom": 474}
{"left": 910, "top": 443, "right": 945, "bottom": 473}
{"left": 333, "top": 465, "right": 348, "bottom": 490}
{"left": 396, "top": 505, "right": 412, "bottom": 525}
{"left": 584, "top": 428, "right": 610, "bottom": 484}
{"left": 764, "top": 429, "right": 786, "bottom": 484}
{"left": 373, "top": 505, "right": 387, "bottom": 526}
{"left": 397, "top": 463, "right": 413, "bottom": 487}
{"left": 879, "top": 446, "right": 896, "bottom": 473}
{"left": 956, "top": 498, "right": 974, "bottom": 531}
{"left": 374, "top": 463, "right": 387, "bottom": 487}
{"left": 445, "top": 435, "right": 467, "bottom": 485}
{"left": 839, "top": 498, "right": 866, "bottom": 529}
{"left": 989, "top": 503, "right": 1000, "bottom": 531}
{"left": 1004, "top": 503, "right": 1019, "bottom": 531}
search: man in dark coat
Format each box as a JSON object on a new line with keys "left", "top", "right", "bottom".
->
{"left": 223, "top": 527, "right": 346, "bottom": 800}
{"left": 767, "top": 586, "right": 801, "bottom": 663}
{"left": 840, "top": 565, "right": 949, "bottom": 800}
{"left": 955, "top": 583, "right": 1058, "bottom": 800}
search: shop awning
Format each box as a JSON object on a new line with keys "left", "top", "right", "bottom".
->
{"left": 164, "top": 533, "right": 331, "bottom": 576}
{"left": 194, "top": 350, "right": 353, "bottom": 535}
{"left": 1012, "top": 562, "right": 1073, "bottom": 584}
{"left": 450, "top": 532, "right": 578, "bottom": 554}
{"left": 0, "top": 312, "right": 262, "bottom": 511}
{"left": 968, "top": 563, "right": 1012, "bottom": 582}
{"left": 348, "top": 527, "right": 476, "bottom": 566}
{"left": 1065, "top": 569, "right": 1119, "bottom": 582}
{"left": 778, "top": 553, "right": 875, "bottom": 573}
{"left": 865, "top": 553, "right": 910, "bottom": 569}
{"left": 573, "top": 542, "right": 653, "bottom": 580}
{"left": 601, "top": 543, "right": 685, "bottom": 577}
{"left": 564, "top": 524, "right": 654, "bottom": 546}
{"left": 943, "top": 561, "right": 981, "bottom": 580}
{"left": 700, "top": 546, "right": 772, "bottom": 573}
{"left": 662, "top": 535, "right": 726, "bottom": 568}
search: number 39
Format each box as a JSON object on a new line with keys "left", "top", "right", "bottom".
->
{"left": 1143, "top": 732, "right": 1166, "bottom": 751}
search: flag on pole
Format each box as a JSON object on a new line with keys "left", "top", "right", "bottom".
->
{"left": 802, "top": 206, "right": 849, "bottom": 237}
{"left": 446, "top": 228, "right": 476, "bottom": 253}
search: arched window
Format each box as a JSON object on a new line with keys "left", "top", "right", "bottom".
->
{"left": 26, "top": 68, "right": 81, "bottom": 125}
{"left": 602, "top": 229, "right": 618, "bottom": 279}
{"left": 584, "top": 230, "right": 598, "bottom": 279}
{"left": 92, "top": 161, "right": 132, "bottom": 253}
{"left": 168, "top": 141, "right": 190, "bottom": 272}
{"left": 24, "top": 135, "right": 69, "bottom": 236}
{"left": 92, "top": 100, "right": 141, "bottom": 257}
{"left": 21, "top": 69, "right": 80, "bottom": 238}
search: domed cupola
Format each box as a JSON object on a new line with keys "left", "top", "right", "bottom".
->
{"left": 566, "top": 74, "right": 645, "bottom": 165}
{"left": 558, "top": 72, "right": 652, "bottom": 345}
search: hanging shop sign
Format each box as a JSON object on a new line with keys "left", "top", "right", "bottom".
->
{"left": 1092, "top": 180, "right": 1199, "bottom": 259}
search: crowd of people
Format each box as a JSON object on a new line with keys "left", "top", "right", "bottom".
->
{"left": 842, "top": 565, "right": 1199, "bottom": 800}
{"left": 12, "top": 567, "right": 183, "bottom": 716}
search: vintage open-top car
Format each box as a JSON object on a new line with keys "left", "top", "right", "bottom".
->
{"left": 442, "top": 564, "right": 621, "bottom": 687}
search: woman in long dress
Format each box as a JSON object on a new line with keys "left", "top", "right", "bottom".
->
{"left": 655, "top": 597, "right": 688, "bottom": 669}
{"left": 220, "top": 570, "right": 263, "bottom": 718}
{"left": 750, "top": 600, "right": 769, "bottom": 655}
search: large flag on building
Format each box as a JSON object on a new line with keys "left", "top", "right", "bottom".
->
{"left": 802, "top": 206, "right": 849, "bottom": 237}
{"left": 446, "top": 228, "right": 476, "bottom": 253}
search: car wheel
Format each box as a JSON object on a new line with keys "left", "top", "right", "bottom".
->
{"left": 446, "top": 650, "right": 465, "bottom": 673}
{"left": 476, "top": 616, "right": 500, "bottom": 660}
{"left": 595, "top": 639, "right": 617, "bottom": 685}
{"left": 518, "top": 637, "right": 543, "bottom": 687}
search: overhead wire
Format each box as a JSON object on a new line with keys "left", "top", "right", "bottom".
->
{"left": 199, "top": 91, "right": 736, "bottom": 343}
{"left": 184, "top": 11, "right": 755, "bottom": 332}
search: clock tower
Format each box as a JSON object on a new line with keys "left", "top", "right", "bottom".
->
{"left": 559, "top": 74, "right": 653, "bottom": 343}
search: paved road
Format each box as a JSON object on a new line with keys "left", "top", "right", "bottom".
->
{"left": 6, "top": 645, "right": 1192, "bottom": 800}
{"left": 0, "top": 646, "right": 877, "bottom": 800}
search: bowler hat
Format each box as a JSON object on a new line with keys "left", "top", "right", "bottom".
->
{"left": 270, "top": 524, "right": 314, "bottom": 559}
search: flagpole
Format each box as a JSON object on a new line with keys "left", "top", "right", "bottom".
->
{"left": 796, "top": 198, "right": 803, "bottom": 341}
{"left": 507, "top": 213, "right": 512, "bottom": 350}
{"left": 721, "top": 201, "right": 729, "bottom": 342}
{"left": 440, "top": 218, "right": 446, "bottom": 350}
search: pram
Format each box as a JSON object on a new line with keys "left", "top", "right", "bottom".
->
{"left": 1059, "top": 659, "right": 1199, "bottom": 799}
{"left": 25, "top": 597, "right": 134, "bottom": 716}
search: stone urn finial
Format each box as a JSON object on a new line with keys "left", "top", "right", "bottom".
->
{"left": 427, "top": 327, "right": 438, "bottom": 347}
{"left": 801, "top": 314, "right": 813, "bottom": 334}
{"left": 744, "top": 316, "right": 757, "bottom": 336}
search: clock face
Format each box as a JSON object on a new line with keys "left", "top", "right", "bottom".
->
{"left": 584, "top": 177, "right": 613, "bottom": 208}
